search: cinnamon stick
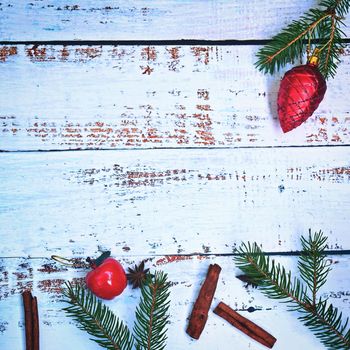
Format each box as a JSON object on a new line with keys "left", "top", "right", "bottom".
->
{"left": 22, "top": 291, "right": 33, "bottom": 350}
{"left": 214, "top": 302, "right": 276, "bottom": 348}
{"left": 22, "top": 290, "right": 40, "bottom": 350}
{"left": 186, "top": 263, "right": 221, "bottom": 339}
{"left": 32, "top": 296, "right": 39, "bottom": 350}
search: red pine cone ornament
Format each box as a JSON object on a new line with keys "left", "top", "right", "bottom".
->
{"left": 277, "top": 53, "right": 327, "bottom": 133}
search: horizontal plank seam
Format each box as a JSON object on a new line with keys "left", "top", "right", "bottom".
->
{"left": 1, "top": 250, "right": 350, "bottom": 259}
{"left": 1, "top": 38, "right": 350, "bottom": 46}
{"left": 1, "top": 144, "right": 349, "bottom": 154}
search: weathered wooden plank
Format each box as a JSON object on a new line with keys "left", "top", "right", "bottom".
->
{"left": 2, "top": 1, "right": 349, "bottom": 41}
{"left": 1, "top": 44, "right": 350, "bottom": 151}
{"left": 0, "top": 255, "right": 349, "bottom": 349}
{"left": 1, "top": 147, "right": 349, "bottom": 257}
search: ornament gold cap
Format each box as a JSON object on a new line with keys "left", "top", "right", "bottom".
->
{"left": 308, "top": 48, "right": 320, "bottom": 66}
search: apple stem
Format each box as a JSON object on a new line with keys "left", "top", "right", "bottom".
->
{"left": 94, "top": 251, "right": 112, "bottom": 267}
{"left": 86, "top": 257, "right": 97, "bottom": 269}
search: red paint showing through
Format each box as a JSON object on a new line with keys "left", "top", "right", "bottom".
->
{"left": 24, "top": 45, "right": 103, "bottom": 62}
{"left": 2, "top": 111, "right": 218, "bottom": 147}
{"left": 191, "top": 47, "right": 210, "bottom": 65}
{"left": 0, "top": 46, "right": 17, "bottom": 62}
{"left": 156, "top": 255, "right": 193, "bottom": 265}
{"left": 73, "top": 163, "right": 350, "bottom": 190}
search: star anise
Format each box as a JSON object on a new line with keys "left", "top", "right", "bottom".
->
{"left": 126, "top": 260, "right": 150, "bottom": 289}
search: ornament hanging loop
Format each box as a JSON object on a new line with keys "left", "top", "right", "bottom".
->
{"left": 51, "top": 255, "right": 75, "bottom": 266}
{"left": 51, "top": 255, "right": 89, "bottom": 268}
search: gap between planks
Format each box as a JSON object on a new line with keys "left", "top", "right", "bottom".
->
{"left": 1, "top": 38, "right": 350, "bottom": 46}
{"left": 1, "top": 143, "right": 350, "bottom": 153}
{"left": 2, "top": 250, "right": 350, "bottom": 260}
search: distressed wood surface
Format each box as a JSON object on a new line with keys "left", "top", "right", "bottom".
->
{"left": 0, "top": 255, "right": 349, "bottom": 350}
{"left": 2, "top": 1, "right": 350, "bottom": 41}
{"left": 2, "top": 1, "right": 350, "bottom": 349}
{"left": 1, "top": 147, "right": 349, "bottom": 257}
{"left": 1, "top": 44, "right": 350, "bottom": 151}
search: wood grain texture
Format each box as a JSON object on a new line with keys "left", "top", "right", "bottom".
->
{"left": 2, "top": 1, "right": 349, "bottom": 41}
{"left": 0, "top": 255, "right": 349, "bottom": 350}
{"left": 1, "top": 147, "right": 349, "bottom": 257}
{"left": 2, "top": 2, "right": 350, "bottom": 349}
{"left": 1, "top": 44, "right": 350, "bottom": 151}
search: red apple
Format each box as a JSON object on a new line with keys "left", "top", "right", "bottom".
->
{"left": 86, "top": 257, "right": 127, "bottom": 300}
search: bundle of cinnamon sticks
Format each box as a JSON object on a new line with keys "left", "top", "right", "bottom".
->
{"left": 186, "top": 264, "right": 276, "bottom": 348}
{"left": 22, "top": 290, "right": 40, "bottom": 350}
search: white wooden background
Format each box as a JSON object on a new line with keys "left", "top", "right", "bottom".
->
{"left": 1, "top": 1, "right": 350, "bottom": 349}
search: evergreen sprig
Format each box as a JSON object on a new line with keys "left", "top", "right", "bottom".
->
{"left": 233, "top": 242, "right": 309, "bottom": 310}
{"left": 298, "top": 230, "right": 331, "bottom": 305}
{"left": 62, "top": 271, "right": 171, "bottom": 350}
{"left": 256, "top": 0, "right": 350, "bottom": 79}
{"left": 234, "top": 230, "right": 350, "bottom": 349}
{"left": 62, "top": 282, "right": 134, "bottom": 350}
{"left": 134, "top": 271, "right": 171, "bottom": 350}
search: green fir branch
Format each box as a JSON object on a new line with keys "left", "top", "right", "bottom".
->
{"left": 62, "top": 271, "right": 171, "bottom": 350}
{"left": 315, "top": 8, "right": 344, "bottom": 78}
{"left": 234, "top": 231, "right": 350, "bottom": 349}
{"left": 255, "top": 9, "right": 331, "bottom": 74}
{"left": 234, "top": 242, "right": 309, "bottom": 310}
{"left": 299, "top": 298, "right": 350, "bottom": 349}
{"left": 133, "top": 271, "right": 171, "bottom": 350}
{"left": 256, "top": 0, "right": 349, "bottom": 79}
{"left": 62, "top": 282, "right": 134, "bottom": 350}
{"left": 298, "top": 229, "right": 331, "bottom": 305}
{"left": 319, "top": 0, "right": 350, "bottom": 17}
